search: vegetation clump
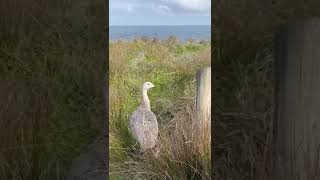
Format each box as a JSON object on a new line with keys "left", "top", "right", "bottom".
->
{"left": 109, "top": 37, "right": 211, "bottom": 180}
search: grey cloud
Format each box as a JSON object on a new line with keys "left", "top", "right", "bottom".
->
{"left": 110, "top": 0, "right": 210, "bottom": 15}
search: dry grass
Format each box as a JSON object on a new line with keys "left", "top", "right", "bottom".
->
{"left": 109, "top": 37, "right": 211, "bottom": 179}
{"left": 111, "top": 98, "right": 211, "bottom": 179}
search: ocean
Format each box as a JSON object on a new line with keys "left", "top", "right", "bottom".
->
{"left": 109, "top": 25, "right": 211, "bottom": 41}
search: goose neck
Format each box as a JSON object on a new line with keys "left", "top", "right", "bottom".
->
{"left": 141, "top": 89, "right": 150, "bottom": 110}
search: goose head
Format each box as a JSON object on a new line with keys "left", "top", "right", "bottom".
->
{"left": 142, "top": 82, "right": 155, "bottom": 91}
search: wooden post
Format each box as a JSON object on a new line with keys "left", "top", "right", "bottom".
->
{"left": 274, "top": 18, "right": 320, "bottom": 179}
{"left": 196, "top": 67, "right": 211, "bottom": 125}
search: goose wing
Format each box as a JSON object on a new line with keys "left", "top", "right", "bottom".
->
{"left": 129, "top": 110, "right": 144, "bottom": 143}
{"left": 143, "top": 111, "right": 159, "bottom": 148}
{"left": 129, "top": 110, "right": 159, "bottom": 150}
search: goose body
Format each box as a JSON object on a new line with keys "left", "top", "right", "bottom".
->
{"left": 129, "top": 82, "right": 159, "bottom": 154}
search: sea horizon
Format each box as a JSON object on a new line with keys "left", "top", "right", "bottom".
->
{"left": 110, "top": 24, "right": 210, "bottom": 26}
{"left": 109, "top": 25, "right": 211, "bottom": 42}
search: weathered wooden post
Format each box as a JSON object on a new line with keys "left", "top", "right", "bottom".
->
{"left": 274, "top": 18, "right": 320, "bottom": 179}
{"left": 196, "top": 67, "right": 211, "bottom": 125}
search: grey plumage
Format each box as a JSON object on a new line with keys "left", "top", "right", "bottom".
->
{"left": 129, "top": 108, "right": 158, "bottom": 150}
{"left": 129, "top": 82, "right": 159, "bottom": 156}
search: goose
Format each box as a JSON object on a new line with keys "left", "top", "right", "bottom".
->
{"left": 129, "top": 82, "right": 159, "bottom": 157}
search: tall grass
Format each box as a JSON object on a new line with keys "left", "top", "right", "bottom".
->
{"left": 0, "top": 36, "right": 106, "bottom": 179}
{"left": 213, "top": 2, "right": 320, "bottom": 179}
{"left": 0, "top": 80, "right": 48, "bottom": 179}
{"left": 0, "top": 0, "right": 106, "bottom": 179}
{"left": 109, "top": 38, "right": 211, "bottom": 179}
{"left": 213, "top": 36, "right": 274, "bottom": 180}
{"left": 0, "top": 0, "right": 66, "bottom": 42}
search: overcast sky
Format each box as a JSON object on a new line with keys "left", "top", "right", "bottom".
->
{"left": 110, "top": 0, "right": 211, "bottom": 26}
